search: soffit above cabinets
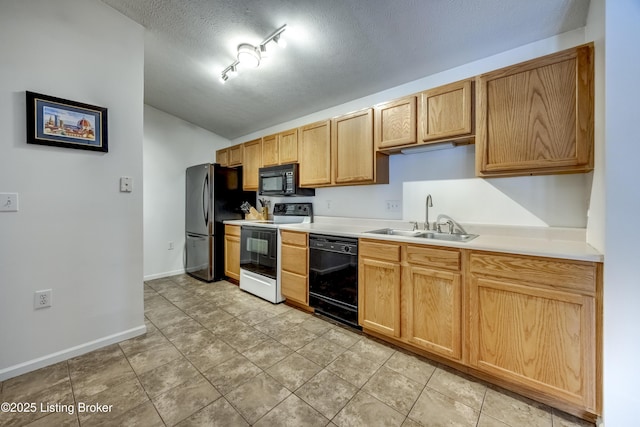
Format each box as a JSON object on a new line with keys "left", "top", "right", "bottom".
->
{"left": 100, "top": 0, "right": 590, "bottom": 140}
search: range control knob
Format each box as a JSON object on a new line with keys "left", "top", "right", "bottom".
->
{"left": 343, "top": 246, "right": 351, "bottom": 253}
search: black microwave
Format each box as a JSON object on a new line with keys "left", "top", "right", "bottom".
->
{"left": 258, "top": 164, "right": 315, "bottom": 197}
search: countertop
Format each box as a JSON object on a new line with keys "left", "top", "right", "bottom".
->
{"left": 225, "top": 217, "right": 603, "bottom": 262}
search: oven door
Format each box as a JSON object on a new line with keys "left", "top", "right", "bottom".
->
{"left": 240, "top": 226, "right": 278, "bottom": 279}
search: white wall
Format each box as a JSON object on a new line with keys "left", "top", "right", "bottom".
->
{"left": 0, "top": 0, "right": 145, "bottom": 380}
{"left": 143, "top": 105, "right": 231, "bottom": 279}
{"left": 602, "top": 1, "right": 640, "bottom": 425}
{"left": 232, "top": 29, "right": 592, "bottom": 227}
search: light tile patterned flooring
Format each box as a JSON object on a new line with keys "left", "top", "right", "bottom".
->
{"left": 0, "top": 274, "right": 594, "bottom": 426}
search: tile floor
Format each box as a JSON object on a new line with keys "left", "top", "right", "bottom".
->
{"left": 0, "top": 274, "right": 595, "bottom": 427}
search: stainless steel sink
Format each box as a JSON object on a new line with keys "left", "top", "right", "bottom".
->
{"left": 364, "top": 228, "right": 425, "bottom": 237}
{"left": 364, "top": 228, "right": 478, "bottom": 242}
{"left": 419, "top": 232, "right": 479, "bottom": 242}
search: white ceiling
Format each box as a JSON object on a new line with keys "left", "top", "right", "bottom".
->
{"left": 100, "top": 0, "right": 590, "bottom": 140}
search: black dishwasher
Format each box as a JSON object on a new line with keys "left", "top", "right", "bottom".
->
{"left": 308, "top": 234, "right": 360, "bottom": 329}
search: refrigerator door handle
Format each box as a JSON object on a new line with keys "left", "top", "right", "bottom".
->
{"left": 203, "top": 173, "right": 209, "bottom": 227}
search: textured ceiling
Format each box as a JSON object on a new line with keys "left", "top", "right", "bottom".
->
{"left": 100, "top": 0, "right": 590, "bottom": 140}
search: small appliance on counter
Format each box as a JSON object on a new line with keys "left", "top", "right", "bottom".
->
{"left": 239, "top": 202, "right": 313, "bottom": 303}
{"left": 258, "top": 163, "right": 315, "bottom": 197}
{"left": 185, "top": 163, "right": 255, "bottom": 282}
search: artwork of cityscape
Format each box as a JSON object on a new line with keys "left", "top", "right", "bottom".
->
{"left": 26, "top": 91, "right": 108, "bottom": 152}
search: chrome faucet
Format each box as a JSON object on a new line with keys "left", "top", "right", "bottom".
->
{"left": 425, "top": 194, "right": 433, "bottom": 230}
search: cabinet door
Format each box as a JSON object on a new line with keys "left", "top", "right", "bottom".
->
{"left": 224, "top": 234, "right": 240, "bottom": 281}
{"left": 405, "top": 265, "right": 462, "bottom": 360}
{"left": 359, "top": 257, "right": 401, "bottom": 337}
{"left": 278, "top": 128, "right": 298, "bottom": 164}
{"left": 375, "top": 96, "right": 417, "bottom": 149}
{"left": 228, "top": 144, "right": 243, "bottom": 166}
{"left": 262, "top": 134, "right": 278, "bottom": 167}
{"left": 332, "top": 109, "right": 375, "bottom": 184}
{"left": 476, "top": 43, "right": 594, "bottom": 176}
{"left": 418, "top": 79, "right": 473, "bottom": 143}
{"left": 216, "top": 148, "right": 229, "bottom": 167}
{"left": 242, "top": 139, "right": 261, "bottom": 191}
{"left": 468, "top": 276, "right": 596, "bottom": 410}
{"left": 299, "top": 120, "right": 331, "bottom": 186}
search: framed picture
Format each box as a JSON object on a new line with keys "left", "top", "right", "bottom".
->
{"left": 26, "top": 91, "right": 108, "bottom": 153}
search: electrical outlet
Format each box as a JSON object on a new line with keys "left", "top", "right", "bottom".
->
{"left": 385, "top": 200, "right": 401, "bottom": 212}
{"left": 326, "top": 200, "right": 332, "bottom": 210}
{"left": 34, "top": 289, "right": 52, "bottom": 309}
{"left": 168, "top": 241, "right": 174, "bottom": 250}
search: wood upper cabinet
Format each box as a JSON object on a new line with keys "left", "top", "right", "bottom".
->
{"left": 228, "top": 144, "right": 243, "bottom": 166}
{"left": 278, "top": 128, "right": 298, "bottom": 164}
{"left": 216, "top": 148, "right": 229, "bottom": 166}
{"left": 403, "top": 245, "right": 462, "bottom": 361}
{"left": 374, "top": 95, "right": 417, "bottom": 150}
{"left": 242, "top": 139, "right": 261, "bottom": 191}
{"left": 261, "top": 134, "right": 278, "bottom": 167}
{"left": 476, "top": 43, "right": 594, "bottom": 177}
{"left": 467, "top": 251, "right": 600, "bottom": 412}
{"left": 418, "top": 79, "right": 474, "bottom": 143}
{"left": 299, "top": 120, "right": 332, "bottom": 187}
{"left": 280, "top": 230, "right": 309, "bottom": 306}
{"left": 262, "top": 128, "right": 299, "bottom": 168}
{"left": 332, "top": 108, "right": 389, "bottom": 185}
{"left": 224, "top": 225, "right": 241, "bottom": 281}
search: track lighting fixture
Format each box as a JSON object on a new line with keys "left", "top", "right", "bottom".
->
{"left": 219, "top": 24, "right": 287, "bottom": 84}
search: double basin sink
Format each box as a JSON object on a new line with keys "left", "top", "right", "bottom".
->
{"left": 365, "top": 228, "right": 478, "bottom": 242}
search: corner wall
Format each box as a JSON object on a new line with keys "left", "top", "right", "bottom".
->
{"left": 143, "top": 105, "right": 231, "bottom": 279}
{"left": 0, "top": 0, "right": 145, "bottom": 380}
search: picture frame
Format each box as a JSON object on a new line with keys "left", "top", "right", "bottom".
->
{"left": 26, "top": 91, "right": 108, "bottom": 153}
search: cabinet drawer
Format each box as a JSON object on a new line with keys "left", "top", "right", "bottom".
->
{"left": 407, "top": 245, "right": 460, "bottom": 271}
{"left": 281, "top": 270, "right": 308, "bottom": 304}
{"left": 469, "top": 251, "right": 597, "bottom": 293}
{"left": 225, "top": 224, "right": 240, "bottom": 237}
{"left": 359, "top": 240, "right": 401, "bottom": 262}
{"left": 281, "top": 245, "right": 307, "bottom": 276}
{"left": 281, "top": 230, "right": 307, "bottom": 247}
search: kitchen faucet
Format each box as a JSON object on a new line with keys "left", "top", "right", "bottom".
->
{"left": 425, "top": 194, "right": 433, "bottom": 230}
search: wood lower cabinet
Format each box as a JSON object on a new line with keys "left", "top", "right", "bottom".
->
{"left": 418, "top": 79, "right": 473, "bottom": 144}
{"left": 359, "top": 239, "right": 463, "bottom": 353}
{"left": 280, "top": 230, "right": 309, "bottom": 306}
{"left": 359, "top": 240, "right": 402, "bottom": 337}
{"left": 403, "top": 245, "right": 462, "bottom": 360}
{"left": 476, "top": 43, "right": 594, "bottom": 177}
{"left": 467, "top": 251, "right": 600, "bottom": 413}
{"left": 242, "top": 139, "right": 261, "bottom": 191}
{"left": 224, "top": 225, "right": 241, "bottom": 281}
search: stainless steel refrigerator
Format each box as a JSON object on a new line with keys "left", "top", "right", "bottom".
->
{"left": 185, "top": 163, "right": 254, "bottom": 282}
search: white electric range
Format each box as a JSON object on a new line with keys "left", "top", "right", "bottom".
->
{"left": 239, "top": 203, "right": 313, "bottom": 303}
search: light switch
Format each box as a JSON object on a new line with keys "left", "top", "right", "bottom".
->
{"left": 120, "top": 177, "right": 133, "bottom": 193}
{"left": 0, "top": 193, "right": 18, "bottom": 212}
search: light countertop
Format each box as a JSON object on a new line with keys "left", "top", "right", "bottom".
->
{"left": 225, "top": 217, "right": 603, "bottom": 262}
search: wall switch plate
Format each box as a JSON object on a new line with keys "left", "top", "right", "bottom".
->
{"left": 168, "top": 241, "right": 174, "bottom": 250}
{"left": 34, "top": 289, "right": 52, "bottom": 309}
{"left": 120, "top": 177, "right": 132, "bottom": 192}
{"left": 0, "top": 193, "right": 18, "bottom": 212}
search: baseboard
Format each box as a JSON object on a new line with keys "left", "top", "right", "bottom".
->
{"left": 0, "top": 324, "right": 147, "bottom": 382}
{"left": 144, "top": 269, "right": 185, "bottom": 281}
